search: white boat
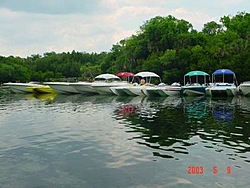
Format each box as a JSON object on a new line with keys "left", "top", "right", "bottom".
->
{"left": 71, "top": 81, "right": 98, "bottom": 94}
{"left": 206, "top": 83, "right": 237, "bottom": 97}
{"left": 141, "top": 83, "right": 181, "bottom": 97}
{"left": 141, "top": 86, "right": 162, "bottom": 97}
{"left": 92, "top": 81, "right": 129, "bottom": 95}
{"left": 157, "top": 82, "right": 182, "bottom": 96}
{"left": 238, "top": 81, "right": 250, "bottom": 96}
{"left": 91, "top": 73, "right": 128, "bottom": 95}
{"left": 122, "top": 71, "right": 162, "bottom": 96}
{"left": 3, "top": 82, "right": 43, "bottom": 93}
{"left": 205, "top": 69, "right": 238, "bottom": 97}
{"left": 182, "top": 71, "right": 210, "bottom": 96}
{"left": 123, "top": 85, "right": 146, "bottom": 96}
{"left": 43, "top": 82, "right": 80, "bottom": 94}
{"left": 110, "top": 72, "right": 135, "bottom": 96}
{"left": 110, "top": 85, "right": 133, "bottom": 96}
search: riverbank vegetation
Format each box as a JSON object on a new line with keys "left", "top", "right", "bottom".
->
{"left": 1, "top": 12, "right": 249, "bottom": 84}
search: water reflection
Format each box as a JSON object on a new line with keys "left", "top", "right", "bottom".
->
{"left": 183, "top": 96, "right": 209, "bottom": 120}
{"left": 238, "top": 96, "right": 250, "bottom": 115}
{"left": 114, "top": 96, "right": 191, "bottom": 159}
{"left": 208, "top": 97, "right": 237, "bottom": 125}
{"left": 1, "top": 93, "right": 250, "bottom": 163}
{"left": 113, "top": 95, "right": 250, "bottom": 163}
{"left": 1, "top": 93, "right": 250, "bottom": 187}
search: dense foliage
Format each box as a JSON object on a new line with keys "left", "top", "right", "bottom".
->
{"left": 1, "top": 12, "right": 249, "bottom": 84}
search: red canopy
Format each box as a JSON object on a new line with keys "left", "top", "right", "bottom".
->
{"left": 116, "top": 72, "right": 135, "bottom": 78}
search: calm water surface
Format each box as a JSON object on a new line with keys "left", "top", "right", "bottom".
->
{"left": 0, "top": 93, "right": 250, "bottom": 188}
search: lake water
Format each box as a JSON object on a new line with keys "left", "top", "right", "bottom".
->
{"left": 0, "top": 93, "right": 250, "bottom": 188}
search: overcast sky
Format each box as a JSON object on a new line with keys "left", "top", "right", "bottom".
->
{"left": 0, "top": 0, "right": 249, "bottom": 58}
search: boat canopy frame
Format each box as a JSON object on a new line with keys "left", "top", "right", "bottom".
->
{"left": 212, "top": 69, "right": 238, "bottom": 85}
{"left": 132, "top": 71, "right": 162, "bottom": 84}
{"left": 184, "top": 70, "right": 210, "bottom": 85}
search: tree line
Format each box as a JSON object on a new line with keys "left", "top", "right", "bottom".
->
{"left": 0, "top": 12, "right": 249, "bottom": 84}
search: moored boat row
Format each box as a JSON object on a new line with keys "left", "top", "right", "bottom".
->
{"left": 3, "top": 69, "right": 250, "bottom": 97}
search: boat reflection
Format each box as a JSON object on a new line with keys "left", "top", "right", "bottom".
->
{"left": 32, "top": 93, "right": 58, "bottom": 102}
{"left": 113, "top": 96, "right": 190, "bottom": 159}
{"left": 0, "top": 93, "right": 35, "bottom": 102}
{"left": 182, "top": 96, "right": 209, "bottom": 120}
{"left": 2, "top": 93, "right": 250, "bottom": 163}
{"left": 208, "top": 97, "right": 237, "bottom": 125}
{"left": 238, "top": 96, "right": 250, "bottom": 113}
{"left": 146, "top": 96, "right": 183, "bottom": 108}
{"left": 113, "top": 95, "right": 250, "bottom": 162}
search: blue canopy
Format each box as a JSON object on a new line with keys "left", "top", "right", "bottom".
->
{"left": 213, "top": 69, "right": 235, "bottom": 75}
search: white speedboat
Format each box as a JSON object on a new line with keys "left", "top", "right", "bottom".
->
{"left": 238, "top": 81, "right": 250, "bottom": 96}
{"left": 110, "top": 72, "right": 135, "bottom": 96}
{"left": 92, "top": 81, "right": 129, "bottom": 95}
{"left": 3, "top": 82, "right": 42, "bottom": 93}
{"left": 91, "top": 73, "right": 128, "bottom": 95}
{"left": 141, "top": 86, "right": 162, "bottom": 97}
{"left": 157, "top": 82, "right": 182, "bottom": 96}
{"left": 123, "top": 85, "right": 145, "bottom": 96}
{"left": 182, "top": 71, "right": 210, "bottom": 96}
{"left": 43, "top": 82, "right": 80, "bottom": 94}
{"left": 123, "top": 71, "right": 162, "bottom": 96}
{"left": 110, "top": 85, "right": 133, "bottom": 96}
{"left": 205, "top": 69, "right": 238, "bottom": 97}
{"left": 206, "top": 83, "right": 237, "bottom": 97}
{"left": 71, "top": 81, "right": 98, "bottom": 94}
{"left": 141, "top": 83, "right": 174, "bottom": 97}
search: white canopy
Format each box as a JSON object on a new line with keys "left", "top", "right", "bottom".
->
{"left": 135, "top": 71, "right": 160, "bottom": 78}
{"left": 95, "top": 74, "right": 120, "bottom": 80}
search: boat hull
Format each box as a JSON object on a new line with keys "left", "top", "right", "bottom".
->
{"left": 31, "top": 85, "right": 54, "bottom": 94}
{"left": 91, "top": 85, "right": 113, "bottom": 95}
{"left": 238, "top": 82, "right": 250, "bottom": 96}
{"left": 92, "top": 82, "right": 128, "bottom": 95}
{"left": 157, "top": 86, "right": 182, "bottom": 96}
{"left": 71, "top": 82, "right": 98, "bottom": 94}
{"left": 3, "top": 83, "right": 40, "bottom": 93}
{"left": 123, "top": 87, "right": 143, "bottom": 96}
{"left": 206, "top": 83, "right": 237, "bottom": 97}
{"left": 142, "top": 87, "right": 161, "bottom": 97}
{"left": 182, "top": 85, "right": 206, "bottom": 96}
{"left": 110, "top": 86, "right": 129, "bottom": 96}
{"left": 43, "top": 82, "right": 80, "bottom": 94}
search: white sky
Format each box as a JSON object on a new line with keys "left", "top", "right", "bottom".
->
{"left": 0, "top": 0, "right": 249, "bottom": 57}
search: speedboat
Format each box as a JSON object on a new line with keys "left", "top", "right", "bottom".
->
{"left": 182, "top": 71, "right": 210, "bottom": 96}
{"left": 157, "top": 82, "right": 182, "bottom": 96}
{"left": 43, "top": 82, "right": 80, "bottom": 94}
{"left": 3, "top": 82, "right": 43, "bottom": 93}
{"left": 110, "top": 72, "right": 135, "bottom": 96}
{"left": 110, "top": 85, "right": 133, "bottom": 96}
{"left": 91, "top": 74, "right": 129, "bottom": 95}
{"left": 123, "top": 71, "right": 162, "bottom": 96}
{"left": 72, "top": 73, "right": 131, "bottom": 95}
{"left": 71, "top": 81, "right": 98, "bottom": 95}
{"left": 141, "top": 84, "right": 164, "bottom": 97}
{"left": 205, "top": 69, "right": 238, "bottom": 97}
{"left": 30, "top": 85, "right": 54, "bottom": 94}
{"left": 141, "top": 83, "right": 181, "bottom": 97}
{"left": 238, "top": 81, "right": 250, "bottom": 96}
